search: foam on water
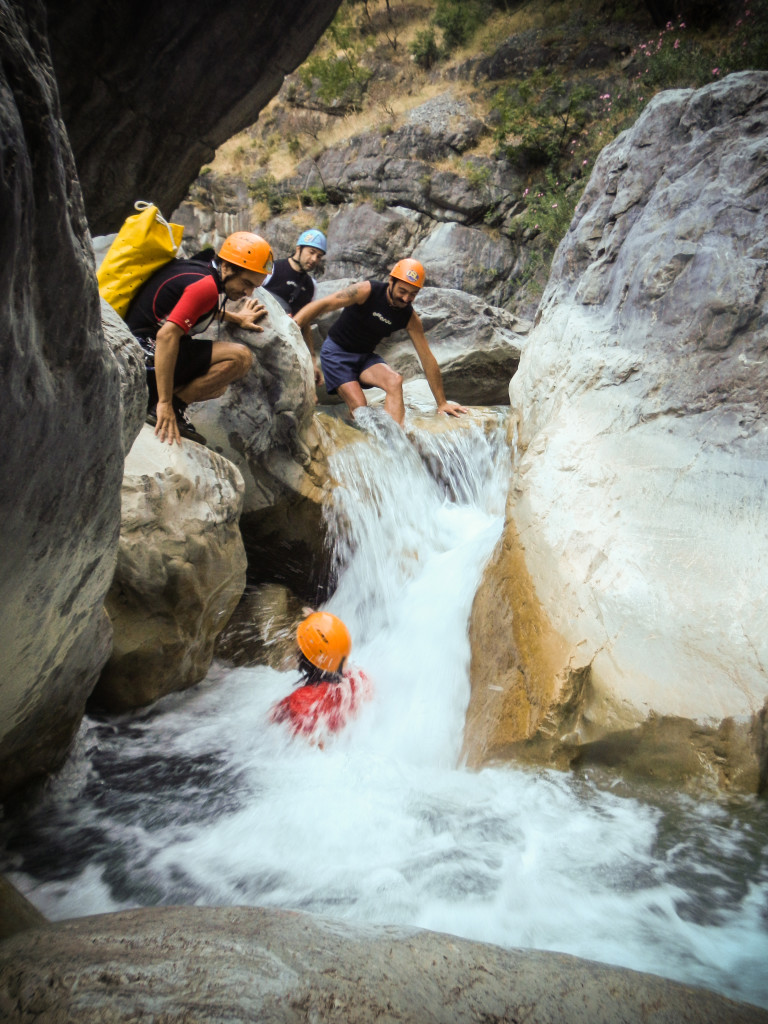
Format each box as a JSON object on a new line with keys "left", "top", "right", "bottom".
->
{"left": 2, "top": 410, "right": 767, "bottom": 1009}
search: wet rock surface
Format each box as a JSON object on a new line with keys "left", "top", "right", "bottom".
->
{"left": 468, "top": 72, "right": 768, "bottom": 791}
{"left": 0, "top": 1, "right": 125, "bottom": 798}
{"left": 1, "top": 905, "right": 766, "bottom": 1023}
{"left": 94, "top": 426, "right": 247, "bottom": 712}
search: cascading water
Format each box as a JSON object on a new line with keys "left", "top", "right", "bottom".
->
{"left": 1, "top": 410, "right": 767, "bottom": 1009}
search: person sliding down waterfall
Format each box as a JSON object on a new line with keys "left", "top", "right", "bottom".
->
{"left": 292, "top": 258, "right": 468, "bottom": 426}
{"left": 270, "top": 612, "right": 372, "bottom": 741}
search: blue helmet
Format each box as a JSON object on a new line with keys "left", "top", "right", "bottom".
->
{"left": 297, "top": 229, "right": 327, "bottom": 253}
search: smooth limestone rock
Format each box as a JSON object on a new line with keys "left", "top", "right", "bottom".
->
{"left": 94, "top": 426, "right": 247, "bottom": 711}
{"left": 100, "top": 298, "right": 147, "bottom": 457}
{"left": 185, "top": 294, "right": 361, "bottom": 594}
{"left": 187, "top": 290, "right": 318, "bottom": 514}
{"left": 0, "top": 2, "right": 124, "bottom": 799}
{"left": 1, "top": 905, "right": 766, "bottom": 1023}
{"left": 466, "top": 72, "right": 768, "bottom": 791}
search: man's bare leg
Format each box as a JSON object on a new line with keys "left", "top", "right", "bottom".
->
{"left": 336, "top": 380, "right": 368, "bottom": 419}
{"left": 176, "top": 341, "right": 252, "bottom": 404}
{"left": 359, "top": 363, "right": 405, "bottom": 425}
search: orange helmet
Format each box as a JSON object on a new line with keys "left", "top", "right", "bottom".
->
{"left": 390, "top": 258, "right": 425, "bottom": 289}
{"left": 296, "top": 612, "right": 351, "bottom": 674}
{"left": 218, "top": 232, "right": 274, "bottom": 275}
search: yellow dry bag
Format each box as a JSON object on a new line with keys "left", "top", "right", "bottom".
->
{"left": 97, "top": 201, "right": 184, "bottom": 317}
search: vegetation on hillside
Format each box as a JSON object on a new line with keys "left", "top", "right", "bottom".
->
{"left": 202, "top": 0, "right": 767, "bottom": 306}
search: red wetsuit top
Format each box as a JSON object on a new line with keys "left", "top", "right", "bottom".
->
{"left": 270, "top": 667, "right": 373, "bottom": 738}
{"left": 125, "top": 258, "right": 223, "bottom": 346}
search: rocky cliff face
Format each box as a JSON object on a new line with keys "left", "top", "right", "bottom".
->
{"left": 44, "top": 0, "right": 343, "bottom": 233}
{"left": 0, "top": 0, "right": 343, "bottom": 798}
{"left": 466, "top": 71, "right": 768, "bottom": 792}
{"left": 0, "top": 1, "right": 125, "bottom": 798}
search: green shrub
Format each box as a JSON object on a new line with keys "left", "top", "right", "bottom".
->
{"left": 248, "top": 174, "right": 284, "bottom": 215}
{"left": 493, "top": 73, "right": 597, "bottom": 170}
{"left": 298, "top": 186, "right": 328, "bottom": 207}
{"left": 463, "top": 161, "right": 492, "bottom": 192}
{"left": 520, "top": 172, "right": 583, "bottom": 252}
{"left": 299, "top": 3, "right": 371, "bottom": 109}
{"left": 300, "top": 54, "right": 371, "bottom": 108}
{"left": 725, "top": 0, "right": 768, "bottom": 70}
{"left": 632, "top": 22, "right": 715, "bottom": 90}
{"left": 410, "top": 28, "right": 441, "bottom": 69}
{"left": 434, "top": 0, "right": 487, "bottom": 51}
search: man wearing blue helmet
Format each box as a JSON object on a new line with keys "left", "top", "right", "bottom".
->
{"left": 263, "top": 229, "right": 327, "bottom": 385}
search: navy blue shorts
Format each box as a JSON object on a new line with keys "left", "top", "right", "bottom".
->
{"left": 320, "top": 337, "right": 386, "bottom": 395}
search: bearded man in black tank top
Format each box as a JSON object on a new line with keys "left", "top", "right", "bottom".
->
{"left": 293, "top": 259, "right": 468, "bottom": 425}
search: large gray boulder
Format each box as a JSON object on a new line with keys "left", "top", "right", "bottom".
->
{"left": 411, "top": 220, "right": 522, "bottom": 309}
{"left": 187, "top": 291, "right": 321, "bottom": 514}
{"left": 185, "top": 298, "right": 357, "bottom": 593}
{"left": 94, "top": 426, "right": 247, "bottom": 711}
{"left": 1, "top": 905, "right": 766, "bottom": 1023}
{"left": 0, "top": 2, "right": 124, "bottom": 799}
{"left": 467, "top": 72, "right": 768, "bottom": 791}
{"left": 325, "top": 202, "right": 429, "bottom": 282}
{"left": 100, "top": 299, "right": 147, "bottom": 456}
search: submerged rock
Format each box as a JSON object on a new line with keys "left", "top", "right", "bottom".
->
{"left": 1, "top": 904, "right": 766, "bottom": 1023}
{"left": 467, "top": 72, "right": 768, "bottom": 792}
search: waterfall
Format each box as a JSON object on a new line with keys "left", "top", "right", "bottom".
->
{"left": 1, "top": 410, "right": 766, "bottom": 1010}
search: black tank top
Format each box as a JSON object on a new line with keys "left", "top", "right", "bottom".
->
{"left": 125, "top": 258, "right": 223, "bottom": 339}
{"left": 328, "top": 280, "right": 413, "bottom": 354}
{"left": 264, "top": 259, "right": 315, "bottom": 314}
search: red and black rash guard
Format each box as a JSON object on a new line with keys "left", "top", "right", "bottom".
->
{"left": 328, "top": 280, "right": 413, "bottom": 354}
{"left": 125, "top": 258, "right": 223, "bottom": 341}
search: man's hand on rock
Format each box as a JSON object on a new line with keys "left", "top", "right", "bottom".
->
{"left": 438, "top": 400, "right": 469, "bottom": 417}
{"left": 154, "top": 400, "right": 182, "bottom": 446}
{"left": 230, "top": 298, "right": 267, "bottom": 331}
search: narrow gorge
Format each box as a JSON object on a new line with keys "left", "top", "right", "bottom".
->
{"left": 1, "top": 0, "right": 767, "bottom": 1020}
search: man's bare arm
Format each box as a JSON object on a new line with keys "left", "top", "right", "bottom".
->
{"left": 153, "top": 321, "right": 184, "bottom": 445}
{"left": 407, "top": 313, "right": 468, "bottom": 417}
{"left": 292, "top": 280, "right": 371, "bottom": 330}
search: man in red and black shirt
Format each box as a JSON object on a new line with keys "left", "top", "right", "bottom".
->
{"left": 126, "top": 231, "right": 273, "bottom": 446}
